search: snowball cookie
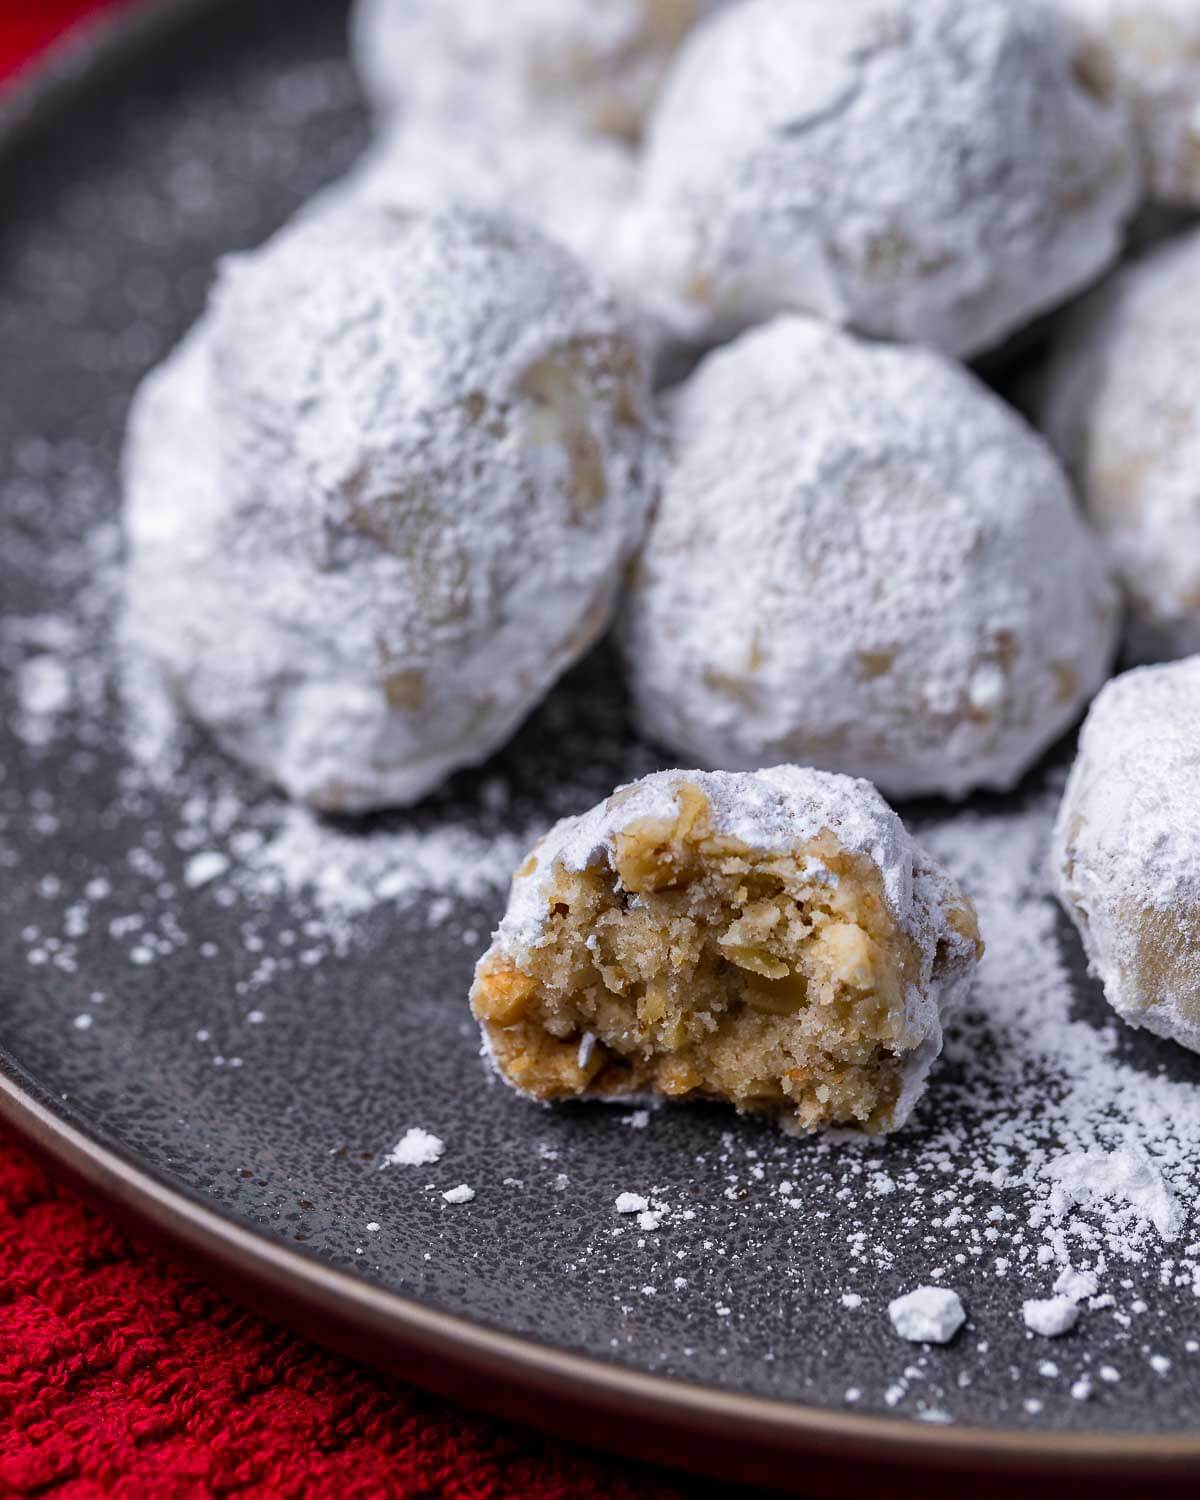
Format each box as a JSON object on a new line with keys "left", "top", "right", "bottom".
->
{"left": 1054, "top": 659, "right": 1200, "bottom": 1053}
{"left": 350, "top": 0, "right": 732, "bottom": 142}
{"left": 1050, "top": 0, "right": 1200, "bottom": 206}
{"left": 471, "top": 767, "right": 982, "bottom": 1133}
{"left": 632, "top": 0, "right": 1139, "bottom": 356}
{"left": 123, "top": 204, "right": 659, "bottom": 812}
{"left": 1037, "top": 230, "right": 1200, "bottom": 665}
{"left": 621, "top": 317, "right": 1121, "bottom": 800}
{"left": 316, "top": 128, "right": 662, "bottom": 350}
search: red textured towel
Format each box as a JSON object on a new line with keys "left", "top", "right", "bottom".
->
{"left": 0, "top": 6, "right": 687, "bottom": 1495}
{"left": 0, "top": 0, "right": 139, "bottom": 79}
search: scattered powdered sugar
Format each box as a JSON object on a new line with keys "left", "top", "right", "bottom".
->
{"left": 889, "top": 1287, "right": 966, "bottom": 1345}
{"left": 913, "top": 783, "right": 1200, "bottom": 1279}
{"left": 1046, "top": 1148, "right": 1183, "bottom": 1245}
{"left": 243, "top": 804, "right": 530, "bottom": 920}
{"left": 384, "top": 1128, "right": 446, "bottom": 1168}
{"left": 183, "top": 850, "right": 230, "bottom": 889}
{"left": 615, "top": 1192, "right": 650, "bottom": 1215}
{"left": 442, "top": 1184, "right": 475, "bottom": 1205}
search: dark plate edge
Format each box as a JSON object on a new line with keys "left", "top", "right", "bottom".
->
{"left": 5, "top": 1062, "right": 1200, "bottom": 1498}
{"left": 2, "top": 3, "right": 1200, "bottom": 1493}
{"left": 0, "top": 0, "right": 235, "bottom": 142}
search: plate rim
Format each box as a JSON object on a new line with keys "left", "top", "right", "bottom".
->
{"left": 3, "top": 3, "right": 1200, "bottom": 1491}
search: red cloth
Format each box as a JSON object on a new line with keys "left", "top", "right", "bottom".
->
{"left": 0, "top": 0, "right": 139, "bottom": 79}
{"left": 0, "top": 1137, "right": 682, "bottom": 1497}
{"left": 0, "top": 6, "right": 684, "bottom": 1495}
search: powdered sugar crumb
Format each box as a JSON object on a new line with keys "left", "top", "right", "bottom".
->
{"left": 889, "top": 1287, "right": 966, "bottom": 1345}
{"left": 384, "top": 1128, "right": 446, "bottom": 1168}
{"left": 1023, "top": 1297, "right": 1080, "bottom": 1338}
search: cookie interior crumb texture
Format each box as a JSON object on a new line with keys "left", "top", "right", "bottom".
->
{"left": 471, "top": 769, "right": 981, "bottom": 1134}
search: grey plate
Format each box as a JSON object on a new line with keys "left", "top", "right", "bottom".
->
{"left": 2, "top": 3, "right": 1199, "bottom": 1494}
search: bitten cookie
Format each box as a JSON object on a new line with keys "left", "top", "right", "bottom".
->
{"left": 471, "top": 767, "right": 982, "bottom": 1134}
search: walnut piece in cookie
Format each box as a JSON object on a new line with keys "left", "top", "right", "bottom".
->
{"left": 471, "top": 768, "right": 982, "bottom": 1135}
{"left": 1054, "top": 659, "right": 1200, "bottom": 1055}
{"left": 350, "top": 0, "right": 734, "bottom": 143}
{"left": 123, "top": 203, "right": 659, "bottom": 812}
{"left": 1036, "top": 227, "right": 1200, "bottom": 665}
{"left": 631, "top": 0, "right": 1138, "bottom": 355}
{"left": 621, "top": 316, "right": 1120, "bottom": 801}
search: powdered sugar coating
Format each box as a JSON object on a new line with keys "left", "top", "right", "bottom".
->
{"left": 1037, "top": 229, "right": 1200, "bottom": 665}
{"left": 1049, "top": 0, "right": 1200, "bottom": 206}
{"left": 630, "top": 0, "right": 1138, "bottom": 355}
{"left": 622, "top": 317, "right": 1120, "bottom": 801}
{"left": 482, "top": 766, "right": 981, "bottom": 1131}
{"left": 124, "top": 203, "right": 659, "bottom": 812}
{"left": 350, "top": 0, "right": 733, "bottom": 142}
{"left": 335, "top": 127, "right": 638, "bottom": 289}
{"left": 1054, "top": 659, "right": 1200, "bottom": 1054}
{"left": 308, "top": 127, "right": 670, "bottom": 358}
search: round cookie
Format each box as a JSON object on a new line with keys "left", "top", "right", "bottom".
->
{"left": 621, "top": 316, "right": 1120, "bottom": 800}
{"left": 336, "top": 127, "right": 638, "bottom": 289}
{"left": 124, "top": 203, "right": 659, "bottom": 812}
{"left": 1037, "top": 228, "right": 1200, "bottom": 665}
{"left": 471, "top": 766, "right": 982, "bottom": 1134}
{"left": 310, "top": 127, "right": 670, "bottom": 359}
{"left": 1049, "top": 0, "right": 1200, "bottom": 206}
{"left": 1054, "top": 659, "right": 1200, "bottom": 1053}
{"left": 350, "top": 0, "right": 732, "bottom": 143}
{"left": 631, "top": 0, "right": 1139, "bottom": 355}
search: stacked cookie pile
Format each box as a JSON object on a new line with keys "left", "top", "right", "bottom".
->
{"left": 123, "top": 0, "right": 1200, "bottom": 1130}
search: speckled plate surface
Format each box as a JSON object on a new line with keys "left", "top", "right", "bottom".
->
{"left": 2, "top": 4, "right": 1200, "bottom": 1494}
